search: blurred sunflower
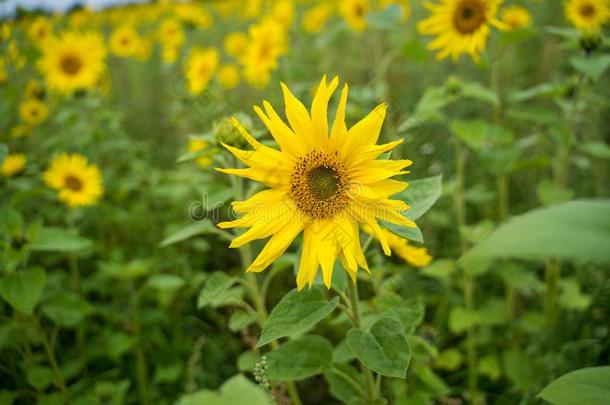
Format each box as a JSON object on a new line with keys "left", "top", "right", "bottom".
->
{"left": 109, "top": 25, "right": 140, "bottom": 58}
{"left": 218, "top": 76, "right": 416, "bottom": 289}
{"left": 223, "top": 32, "right": 248, "bottom": 59}
{"left": 158, "top": 19, "right": 185, "bottom": 64}
{"left": 0, "top": 58, "right": 6, "bottom": 83}
{"left": 500, "top": 5, "right": 532, "bottom": 30}
{"left": 38, "top": 31, "right": 106, "bottom": 94}
{"left": 25, "top": 79, "right": 44, "bottom": 99}
{"left": 241, "top": 18, "right": 287, "bottom": 87}
{"left": 27, "top": 16, "right": 53, "bottom": 47}
{"left": 43, "top": 153, "right": 103, "bottom": 208}
{"left": 174, "top": 3, "right": 213, "bottom": 29}
{"left": 302, "top": 3, "right": 332, "bottom": 33}
{"left": 418, "top": 0, "right": 504, "bottom": 61}
{"left": 369, "top": 228, "right": 432, "bottom": 267}
{"left": 2, "top": 153, "right": 26, "bottom": 177}
{"left": 0, "top": 22, "right": 11, "bottom": 45}
{"left": 19, "top": 98, "right": 48, "bottom": 126}
{"left": 272, "top": 0, "right": 295, "bottom": 28}
{"left": 10, "top": 124, "right": 32, "bottom": 139}
{"left": 185, "top": 47, "right": 219, "bottom": 95}
{"left": 565, "top": 0, "right": 610, "bottom": 31}
{"left": 218, "top": 64, "right": 240, "bottom": 89}
{"left": 340, "top": 0, "right": 370, "bottom": 31}
{"left": 187, "top": 139, "right": 212, "bottom": 167}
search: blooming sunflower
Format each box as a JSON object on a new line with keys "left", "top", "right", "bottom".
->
{"left": 340, "top": 0, "right": 371, "bottom": 32}
{"left": 418, "top": 0, "right": 504, "bottom": 61}
{"left": 43, "top": 153, "right": 104, "bottom": 208}
{"left": 109, "top": 25, "right": 140, "bottom": 58}
{"left": 500, "top": 5, "right": 532, "bottom": 30}
{"left": 302, "top": 3, "right": 332, "bottom": 33}
{"left": 185, "top": 47, "right": 219, "bottom": 95}
{"left": 217, "top": 76, "right": 416, "bottom": 289}
{"left": 38, "top": 31, "right": 106, "bottom": 95}
{"left": 2, "top": 153, "right": 26, "bottom": 177}
{"left": 565, "top": 0, "right": 610, "bottom": 32}
{"left": 241, "top": 18, "right": 288, "bottom": 88}
{"left": 27, "top": 17, "right": 53, "bottom": 47}
{"left": 223, "top": 32, "right": 248, "bottom": 58}
{"left": 19, "top": 98, "right": 48, "bottom": 126}
{"left": 218, "top": 64, "right": 240, "bottom": 89}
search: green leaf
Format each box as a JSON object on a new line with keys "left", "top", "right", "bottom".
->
{"left": 228, "top": 310, "right": 255, "bottom": 332}
{"left": 0, "top": 267, "right": 46, "bottom": 315}
{"left": 29, "top": 227, "right": 93, "bottom": 253}
{"left": 27, "top": 365, "right": 55, "bottom": 390}
{"left": 398, "top": 175, "right": 442, "bottom": 221}
{"left": 42, "top": 292, "right": 92, "bottom": 327}
{"left": 435, "top": 349, "right": 463, "bottom": 371}
{"left": 257, "top": 287, "right": 339, "bottom": 347}
{"left": 559, "top": 278, "right": 591, "bottom": 310}
{"left": 197, "top": 272, "right": 243, "bottom": 309}
{"left": 382, "top": 221, "right": 423, "bottom": 244}
{"left": 459, "top": 200, "right": 610, "bottom": 266}
{"left": 570, "top": 55, "right": 610, "bottom": 81}
{"left": 347, "top": 317, "right": 411, "bottom": 378}
{"left": 386, "top": 297, "right": 424, "bottom": 334}
{"left": 504, "top": 349, "right": 538, "bottom": 393}
{"left": 478, "top": 355, "right": 501, "bottom": 381}
{"left": 450, "top": 120, "right": 488, "bottom": 150}
{"left": 461, "top": 82, "right": 499, "bottom": 107}
{"left": 578, "top": 141, "right": 610, "bottom": 160}
{"left": 537, "top": 180, "right": 574, "bottom": 206}
{"left": 538, "top": 366, "right": 610, "bottom": 405}
{"left": 160, "top": 220, "right": 227, "bottom": 247}
{"left": 324, "top": 364, "right": 365, "bottom": 403}
{"left": 266, "top": 335, "right": 333, "bottom": 381}
{"left": 175, "top": 374, "right": 270, "bottom": 405}
{"left": 448, "top": 306, "right": 477, "bottom": 334}
{"left": 145, "top": 274, "right": 185, "bottom": 292}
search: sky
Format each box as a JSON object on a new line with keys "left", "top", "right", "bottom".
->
{"left": 0, "top": 0, "right": 143, "bottom": 16}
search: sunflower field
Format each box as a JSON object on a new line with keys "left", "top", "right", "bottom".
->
{"left": 1, "top": 0, "right": 610, "bottom": 404}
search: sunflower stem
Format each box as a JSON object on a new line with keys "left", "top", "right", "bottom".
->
{"left": 347, "top": 280, "right": 377, "bottom": 403}
{"left": 32, "top": 315, "right": 70, "bottom": 401}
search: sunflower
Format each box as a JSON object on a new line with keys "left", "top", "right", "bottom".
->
{"left": 369, "top": 228, "right": 432, "bottom": 267}
{"left": 223, "top": 32, "right": 248, "bottom": 58}
{"left": 272, "top": 0, "right": 295, "bottom": 28}
{"left": 43, "top": 153, "right": 104, "bottom": 208}
{"left": 109, "top": 25, "right": 140, "bottom": 58}
{"left": 340, "top": 0, "right": 371, "bottom": 32}
{"left": 418, "top": 0, "right": 504, "bottom": 61}
{"left": 218, "top": 64, "right": 240, "bottom": 89}
{"left": 185, "top": 47, "right": 219, "bottom": 95}
{"left": 565, "top": 0, "right": 610, "bottom": 31}
{"left": 25, "top": 79, "right": 44, "bottom": 99}
{"left": 302, "top": 3, "right": 332, "bottom": 33}
{"left": 0, "top": 57, "right": 7, "bottom": 84}
{"left": 27, "top": 17, "right": 53, "bottom": 47}
{"left": 38, "top": 31, "right": 106, "bottom": 95}
{"left": 500, "top": 5, "right": 532, "bottom": 30}
{"left": 19, "top": 98, "right": 49, "bottom": 126}
{"left": 2, "top": 153, "right": 26, "bottom": 177}
{"left": 241, "top": 18, "right": 288, "bottom": 88}
{"left": 217, "top": 76, "right": 416, "bottom": 289}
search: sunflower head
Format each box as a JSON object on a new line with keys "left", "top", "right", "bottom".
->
{"left": 223, "top": 32, "right": 248, "bottom": 58}
{"left": 418, "top": 0, "right": 504, "bottom": 61}
{"left": 302, "top": 3, "right": 332, "bottom": 33}
{"left": 19, "top": 98, "right": 48, "bottom": 126}
{"left": 27, "top": 17, "right": 53, "bottom": 47}
{"left": 218, "top": 64, "right": 240, "bottom": 89}
{"left": 185, "top": 47, "right": 219, "bottom": 95}
{"left": 2, "top": 153, "right": 27, "bottom": 177}
{"left": 43, "top": 153, "right": 104, "bottom": 208}
{"left": 217, "top": 76, "right": 416, "bottom": 289}
{"left": 110, "top": 25, "right": 140, "bottom": 58}
{"left": 500, "top": 5, "right": 532, "bottom": 30}
{"left": 37, "top": 31, "right": 106, "bottom": 95}
{"left": 340, "top": 0, "right": 371, "bottom": 32}
{"left": 565, "top": 0, "right": 610, "bottom": 32}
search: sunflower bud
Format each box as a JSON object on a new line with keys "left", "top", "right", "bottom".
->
{"left": 445, "top": 75, "right": 463, "bottom": 97}
{"left": 579, "top": 32, "right": 602, "bottom": 55}
{"left": 213, "top": 113, "right": 252, "bottom": 148}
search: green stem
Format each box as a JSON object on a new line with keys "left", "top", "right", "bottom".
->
{"left": 347, "top": 281, "right": 377, "bottom": 403}
{"left": 131, "top": 288, "right": 150, "bottom": 405}
{"left": 544, "top": 260, "right": 561, "bottom": 328}
{"left": 67, "top": 254, "right": 87, "bottom": 362}
{"left": 32, "top": 316, "right": 69, "bottom": 400}
{"left": 330, "top": 367, "right": 367, "bottom": 397}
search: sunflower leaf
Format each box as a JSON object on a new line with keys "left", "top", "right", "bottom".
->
{"left": 538, "top": 366, "right": 610, "bottom": 405}
{"left": 266, "top": 335, "right": 333, "bottom": 381}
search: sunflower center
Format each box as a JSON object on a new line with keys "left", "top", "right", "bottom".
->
{"left": 64, "top": 175, "right": 83, "bottom": 191}
{"left": 291, "top": 151, "right": 349, "bottom": 219}
{"left": 60, "top": 54, "right": 83, "bottom": 76}
{"left": 454, "top": 0, "right": 486, "bottom": 34}
{"left": 579, "top": 4, "right": 596, "bottom": 18}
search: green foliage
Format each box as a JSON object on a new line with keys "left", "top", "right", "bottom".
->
{"left": 0, "top": 267, "right": 45, "bottom": 315}
{"left": 175, "top": 374, "right": 270, "bottom": 405}
{"left": 538, "top": 366, "right": 610, "bottom": 405}
{"left": 266, "top": 335, "right": 333, "bottom": 381}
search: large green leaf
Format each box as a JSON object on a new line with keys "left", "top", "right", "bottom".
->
{"left": 397, "top": 175, "right": 442, "bottom": 221}
{"left": 257, "top": 287, "right": 339, "bottom": 347}
{"left": 460, "top": 200, "right": 610, "bottom": 266}
{"left": 347, "top": 317, "right": 411, "bottom": 378}
{"left": 266, "top": 335, "right": 333, "bottom": 381}
{"left": 29, "top": 227, "right": 93, "bottom": 253}
{"left": 175, "top": 374, "right": 270, "bottom": 405}
{"left": 570, "top": 55, "right": 610, "bottom": 81}
{"left": 160, "top": 220, "right": 228, "bottom": 247}
{"left": 42, "top": 291, "right": 92, "bottom": 328}
{"left": 538, "top": 366, "right": 610, "bottom": 405}
{"left": 0, "top": 267, "right": 46, "bottom": 315}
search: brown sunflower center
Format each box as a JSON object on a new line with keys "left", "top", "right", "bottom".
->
{"left": 60, "top": 54, "right": 83, "bottom": 76}
{"left": 454, "top": 0, "right": 486, "bottom": 34}
{"left": 579, "top": 4, "right": 596, "bottom": 18}
{"left": 291, "top": 151, "right": 349, "bottom": 219}
{"left": 64, "top": 175, "right": 83, "bottom": 191}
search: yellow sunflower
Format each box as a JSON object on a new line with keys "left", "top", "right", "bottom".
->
{"left": 27, "top": 16, "right": 53, "bottom": 47}
{"left": 369, "top": 228, "right": 432, "bottom": 267}
{"left": 218, "top": 64, "right": 240, "bottom": 89}
{"left": 109, "top": 25, "right": 140, "bottom": 58}
{"left": 302, "top": 3, "right": 333, "bottom": 33}
{"left": 19, "top": 98, "right": 49, "bottom": 126}
{"left": 500, "top": 5, "right": 532, "bottom": 30}
{"left": 43, "top": 153, "right": 104, "bottom": 208}
{"left": 2, "top": 153, "right": 26, "bottom": 177}
{"left": 241, "top": 17, "right": 288, "bottom": 88}
{"left": 185, "top": 47, "right": 219, "bottom": 95}
{"left": 340, "top": 0, "right": 371, "bottom": 32}
{"left": 565, "top": 0, "right": 610, "bottom": 31}
{"left": 218, "top": 76, "right": 416, "bottom": 289}
{"left": 0, "top": 57, "right": 7, "bottom": 84}
{"left": 272, "top": 0, "right": 295, "bottom": 28}
{"left": 25, "top": 79, "right": 44, "bottom": 99}
{"left": 418, "top": 0, "right": 504, "bottom": 61}
{"left": 223, "top": 32, "right": 248, "bottom": 58}
{"left": 38, "top": 31, "right": 106, "bottom": 95}
{"left": 10, "top": 124, "right": 32, "bottom": 139}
